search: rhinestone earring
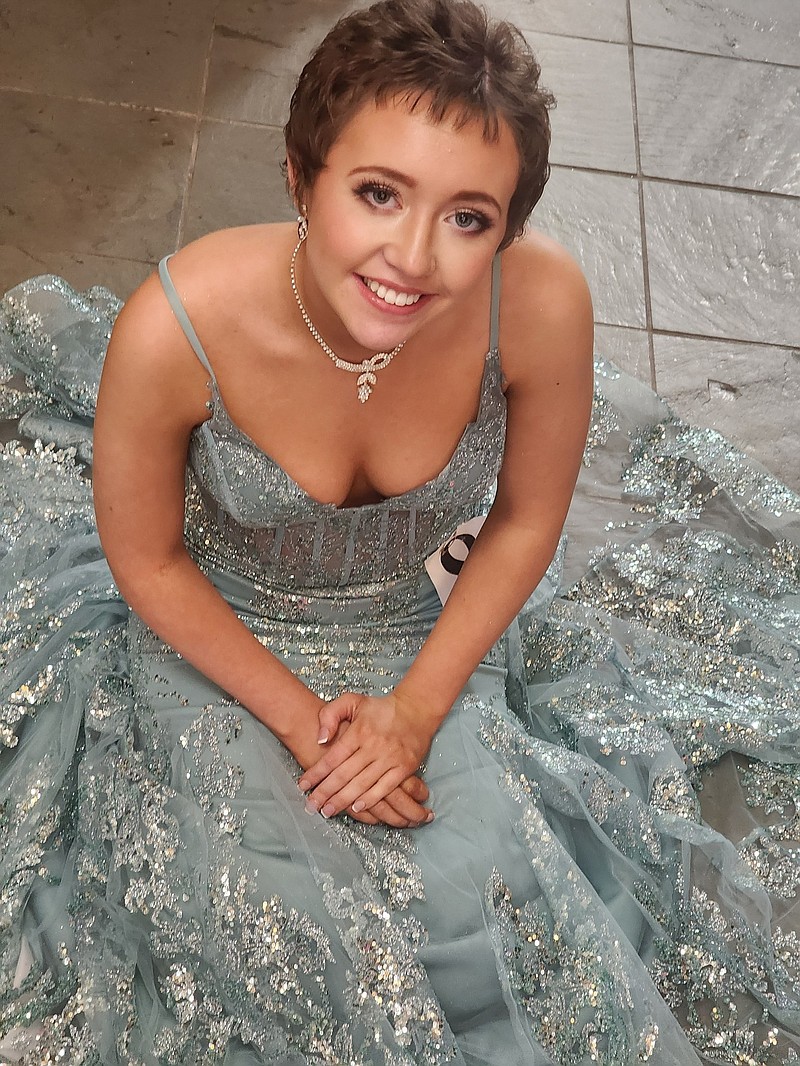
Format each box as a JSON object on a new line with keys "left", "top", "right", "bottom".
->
{"left": 297, "top": 207, "right": 308, "bottom": 243}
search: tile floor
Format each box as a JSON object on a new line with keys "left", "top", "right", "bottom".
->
{"left": 1, "top": 0, "right": 798, "bottom": 487}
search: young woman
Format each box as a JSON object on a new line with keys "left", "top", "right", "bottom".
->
{"left": 1, "top": 1, "right": 798, "bottom": 1063}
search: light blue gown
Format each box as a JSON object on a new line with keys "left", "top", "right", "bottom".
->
{"left": 0, "top": 261, "right": 798, "bottom": 1065}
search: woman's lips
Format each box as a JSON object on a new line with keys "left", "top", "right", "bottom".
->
{"left": 356, "top": 274, "right": 432, "bottom": 315}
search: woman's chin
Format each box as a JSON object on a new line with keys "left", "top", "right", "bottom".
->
{"left": 340, "top": 317, "right": 420, "bottom": 357}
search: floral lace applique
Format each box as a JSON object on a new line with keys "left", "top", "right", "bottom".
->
{"left": 319, "top": 874, "right": 455, "bottom": 1064}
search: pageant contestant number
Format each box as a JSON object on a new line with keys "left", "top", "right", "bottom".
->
{"left": 425, "top": 515, "right": 486, "bottom": 605}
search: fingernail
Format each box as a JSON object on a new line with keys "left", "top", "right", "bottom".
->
{"left": 304, "top": 798, "right": 318, "bottom": 815}
{"left": 317, "top": 730, "right": 329, "bottom": 744}
{"left": 351, "top": 800, "right": 365, "bottom": 813}
{"left": 321, "top": 803, "right": 335, "bottom": 818}
{"left": 425, "top": 812, "right": 435, "bottom": 823}
{"left": 298, "top": 778, "right": 309, "bottom": 791}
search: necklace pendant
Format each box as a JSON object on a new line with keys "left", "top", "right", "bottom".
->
{"left": 357, "top": 369, "right": 377, "bottom": 403}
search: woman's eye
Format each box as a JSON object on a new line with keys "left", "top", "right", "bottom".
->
{"left": 357, "top": 183, "right": 397, "bottom": 208}
{"left": 452, "top": 209, "right": 490, "bottom": 233}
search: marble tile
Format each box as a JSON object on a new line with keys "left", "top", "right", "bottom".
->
{"left": 1, "top": 91, "right": 193, "bottom": 261}
{"left": 644, "top": 181, "right": 800, "bottom": 348}
{"left": 182, "top": 121, "right": 294, "bottom": 244}
{"left": 630, "top": 0, "right": 800, "bottom": 66}
{"left": 594, "top": 324, "right": 652, "bottom": 384}
{"left": 525, "top": 33, "right": 635, "bottom": 172}
{"left": 636, "top": 46, "right": 800, "bottom": 195}
{"left": 654, "top": 333, "right": 800, "bottom": 491}
{"left": 0, "top": 0, "right": 216, "bottom": 111}
{"left": 205, "top": 0, "right": 369, "bottom": 127}
{"left": 0, "top": 248, "right": 152, "bottom": 302}
{"left": 489, "top": 0, "right": 629, "bottom": 43}
{"left": 533, "top": 166, "right": 645, "bottom": 328}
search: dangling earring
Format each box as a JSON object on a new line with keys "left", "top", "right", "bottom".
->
{"left": 297, "top": 206, "right": 308, "bottom": 243}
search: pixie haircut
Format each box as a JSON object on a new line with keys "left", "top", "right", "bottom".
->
{"left": 284, "top": 0, "right": 556, "bottom": 249}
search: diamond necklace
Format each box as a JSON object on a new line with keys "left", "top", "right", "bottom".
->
{"left": 289, "top": 238, "right": 405, "bottom": 403}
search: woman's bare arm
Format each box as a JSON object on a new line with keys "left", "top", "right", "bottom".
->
{"left": 93, "top": 262, "right": 430, "bottom": 826}
{"left": 394, "top": 241, "right": 595, "bottom": 719}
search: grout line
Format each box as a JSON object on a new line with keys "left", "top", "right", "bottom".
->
{"left": 501, "top": 26, "right": 800, "bottom": 70}
{"left": 627, "top": 38, "right": 800, "bottom": 72}
{"left": 175, "top": 7, "right": 218, "bottom": 252}
{"left": 201, "top": 113, "right": 285, "bottom": 130}
{"left": 625, "top": 172, "right": 799, "bottom": 203}
{"left": 594, "top": 322, "right": 799, "bottom": 353}
{"left": 70, "top": 251, "right": 157, "bottom": 268}
{"left": 594, "top": 322, "right": 647, "bottom": 332}
{"left": 625, "top": 0, "right": 657, "bottom": 391}
{"left": 4, "top": 246, "right": 157, "bottom": 268}
{"left": 547, "top": 162, "right": 799, "bottom": 204}
{"left": 650, "top": 328, "right": 800, "bottom": 352}
{"left": 517, "top": 27, "right": 628, "bottom": 47}
{"left": 0, "top": 83, "right": 197, "bottom": 119}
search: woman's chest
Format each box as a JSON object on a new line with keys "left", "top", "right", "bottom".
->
{"left": 207, "top": 335, "right": 496, "bottom": 510}
{"left": 184, "top": 350, "right": 506, "bottom": 588}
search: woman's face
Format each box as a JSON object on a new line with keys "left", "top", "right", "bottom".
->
{"left": 294, "top": 94, "right": 520, "bottom": 359}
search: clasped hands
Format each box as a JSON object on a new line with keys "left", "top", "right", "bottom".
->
{"left": 297, "top": 691, "right": 434, "bottom": 829}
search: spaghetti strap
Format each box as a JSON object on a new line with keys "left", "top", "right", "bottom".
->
{"left": 158, "top": 254, "right": 217, "bottom": 384}
{"left": 489, "top": 253, "right": 501, "bottom": 352}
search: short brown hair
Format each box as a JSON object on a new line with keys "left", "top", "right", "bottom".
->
{"left": 284, "top": 0, "right": 556, "bottom": 249}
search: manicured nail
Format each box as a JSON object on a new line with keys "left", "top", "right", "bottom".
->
{"left": 317, "top": 729, "right": 329, "bottom": 744}
{"left": 304, "top": 798, "right": 318, "bottom": 815}
{"left": 298, "top": 778, "right": 309, "bottom": 791}
{"left": 425, "top": 811, "right": 435, "bottom": 823}
{"left": 321, "top": 802, "right": 335, "bottom": 818}
{"left": 351, "top": 800, "right": 365, "bottom": 813}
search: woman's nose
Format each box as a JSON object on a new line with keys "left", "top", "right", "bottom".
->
{"left": 383, "top": 216, "right": 436, "bottom": 280}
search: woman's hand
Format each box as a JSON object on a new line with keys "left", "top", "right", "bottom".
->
{"left": 297, "top": 691, "right": 435, "bottom": 821}
{"left": 349, "top": 774, "right": 432, "bottom": 828}
{"left": 287, "top": 709, "right": 432, "bottom": 829}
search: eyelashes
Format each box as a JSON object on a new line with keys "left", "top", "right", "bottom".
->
{"left": 353, "top": 179, "right": 494, "bottom": 234}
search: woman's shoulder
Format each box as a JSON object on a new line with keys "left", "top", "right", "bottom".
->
{"left": 165, "top": 221, "right": 289, "bottom": 266}
{"left": 500, "top": 228, "right": 592, "bottom": 310}
{"left": 498, "top": 228, "right": 594, "bottom": 383}
{"left": 112, "top": 223, "right": 294, "bottom": 353}
{"left": 104, "top": 225, "right": 294, "bottom": 397}
{"left": 120, "top": 223, "right": 290, "bottom": 310}
{"left": 153, "top": 223, "right": 293, "bottom": 305}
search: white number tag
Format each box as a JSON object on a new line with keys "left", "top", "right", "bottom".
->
{"left": 424, "top": 515, "right": 486, "bottom": 605}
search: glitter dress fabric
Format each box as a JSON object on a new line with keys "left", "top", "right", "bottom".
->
{"left": 0, "top": 271, "right": 799, "bottom": 1066}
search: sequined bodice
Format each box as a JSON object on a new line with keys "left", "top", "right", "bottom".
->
{"left": 184, "top": 350, "right": 506, "bottom": 591}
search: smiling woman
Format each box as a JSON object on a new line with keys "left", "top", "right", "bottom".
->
{"left": 1, "top": 0, "right": 800, "bottom": 1064}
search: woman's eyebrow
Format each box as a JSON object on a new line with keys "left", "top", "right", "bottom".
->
{"left": 348, "top": 165, "right": 501, "bottom": 213}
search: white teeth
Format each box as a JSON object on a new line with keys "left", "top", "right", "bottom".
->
{"left": 363, "top": 277, "right": 422, "bottom": 306}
